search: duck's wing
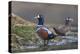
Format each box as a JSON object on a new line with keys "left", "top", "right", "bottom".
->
{"left": 53, "top": 27, "right": 65, "bottom": 36}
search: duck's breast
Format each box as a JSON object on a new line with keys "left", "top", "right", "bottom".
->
{"left": 37, "top": 28, "right": 48, "bottom": 40}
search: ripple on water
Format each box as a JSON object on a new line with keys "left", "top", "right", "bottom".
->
{"left": 48, "top": 36, "right": 78, "bottom": 46}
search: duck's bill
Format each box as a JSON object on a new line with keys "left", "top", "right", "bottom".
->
{"left": 34, "top": 16, "right": 38, "bottom": 19}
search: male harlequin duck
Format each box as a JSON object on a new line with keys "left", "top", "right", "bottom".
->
{"left": 34, "top": 14, "right": 57, "bottom": 46}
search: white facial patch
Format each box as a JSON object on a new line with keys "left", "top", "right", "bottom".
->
{"left": 37, "top": 14, "right": 40, "bottom": 18}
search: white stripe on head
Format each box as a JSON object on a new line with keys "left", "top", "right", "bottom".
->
{"left": 34, "top": 14, "right": 40, "bottom": 19}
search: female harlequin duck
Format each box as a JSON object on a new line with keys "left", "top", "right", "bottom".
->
{"left": 53, "top": 17, "right": 73, "bottom": 36}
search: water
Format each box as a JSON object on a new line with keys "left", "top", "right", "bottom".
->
{"left": 22, "top": 36, "right": 78, "bottom": 49}
{"left": 48, "top": 36, "right": 77, "bottom": 46}
{"left": 12, "top": 35, "right": 77, "bottom": 53}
